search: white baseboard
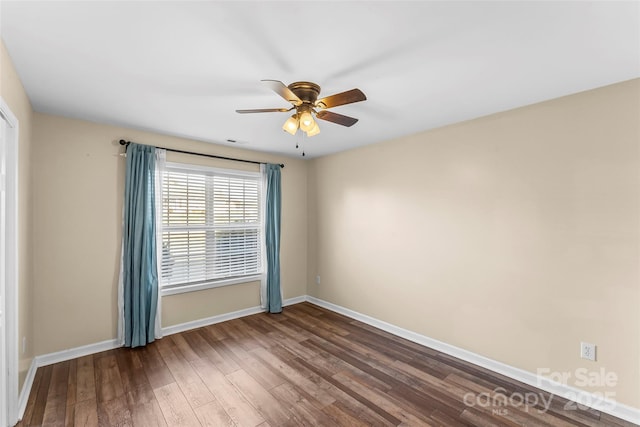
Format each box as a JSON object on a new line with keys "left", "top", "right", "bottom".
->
{"left": 161, "top": 295, "right": 305, "bottom": 336}
{"left": 305, "top": 296, "right": 640, "bottom": 425}
{"left": 17, "top": 359, "right": 37, "bottom": 421}
{"left": 282, "top": 295, "right": 307, "bottom": 306}
{"left": 36, "top": 339, "right": 121, "bottom": 368}
{"left": 161, "top": 306, "right": 264, "bottom": 336}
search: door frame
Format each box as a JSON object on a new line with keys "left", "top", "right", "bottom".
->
{"left": 0, "top": 97, "right": 19, "bottom": 426}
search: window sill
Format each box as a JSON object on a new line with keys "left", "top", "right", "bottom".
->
{"left": 160, "top": 274, "right": 263, "bottom": 296}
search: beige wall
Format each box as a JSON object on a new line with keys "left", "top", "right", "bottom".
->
{"left": 307, "top": 79, "right": 640, "bottom": 407}
{"left": 32, "top": 113, "right": 307, "bottom": 355}
{"left": 1, "top": 40, "right": 34, "bottom": 391}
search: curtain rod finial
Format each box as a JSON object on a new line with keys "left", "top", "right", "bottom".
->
{"left": 119, "top": 139, "right": 129, "bottom": 146}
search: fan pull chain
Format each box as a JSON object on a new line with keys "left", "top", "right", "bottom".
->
{"left": 296, "top": 130, "right": 305, "bottom": 156}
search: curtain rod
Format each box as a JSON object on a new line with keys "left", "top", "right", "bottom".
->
{"left": 118, "top": 140, "right": 284, "bottom": 168}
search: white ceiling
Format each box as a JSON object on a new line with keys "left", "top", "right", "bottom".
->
{"left": 1, "top": 1, "right": 639, "bottom": 158}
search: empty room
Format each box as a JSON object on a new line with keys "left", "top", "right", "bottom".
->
{"left": 0, "top": 1, "right": 638, "bottom": 426}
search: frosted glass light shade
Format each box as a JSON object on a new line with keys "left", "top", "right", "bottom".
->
{"left": 306, "top": 121, "right": 320, "bottom": 137}
{"left": 299, "top": 111, "right": 315, "bottom": 132}
{"left": 282, "top": 115, "right": 298, "bottom": 135}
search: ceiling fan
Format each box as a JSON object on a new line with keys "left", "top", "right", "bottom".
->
{"left": 236, "top": 80, "right": 367, "bottom": 137}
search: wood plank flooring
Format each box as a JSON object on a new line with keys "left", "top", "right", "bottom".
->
{"left": 17, "top": 302, "right": 636, "bottom": 426}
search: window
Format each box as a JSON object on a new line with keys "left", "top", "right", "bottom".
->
{"left": 160, "top": 163, "right": 262, "bottom": 294}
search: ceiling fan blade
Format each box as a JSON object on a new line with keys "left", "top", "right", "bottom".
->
{"left": 316, "top": 110, "right": 359, "bottom": 127}
{"left": 236, "top": 108, "right": 291, "bottom": 113}
{"left": 315, "top": 88, "right": 366, "bottom": 109}
{"left": 261, "top": 80, "right": 303, "bottom": 106}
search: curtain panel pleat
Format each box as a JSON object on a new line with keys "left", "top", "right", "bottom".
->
{"left": 263, "top": 163, "right": 282, "bottom": 313}
{"left": 153, "top": 149, "right": 166, "bottom": 339}
{"left": 120, "top": 143, "right": 159, "bottom": 347}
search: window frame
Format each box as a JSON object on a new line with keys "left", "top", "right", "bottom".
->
{"left": 159, "top": 161, "right": 263, "bottom": 296}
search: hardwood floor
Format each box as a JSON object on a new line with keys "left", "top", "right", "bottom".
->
{"left": 17, "top": 302, "right": 636, "bottom": 427}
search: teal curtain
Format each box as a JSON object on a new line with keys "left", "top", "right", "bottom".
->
{"left": 122, "top": 143, "right": 158, "bottom": 347}
{"left": 265, "top": 164, "right": 282, "bottom": 313}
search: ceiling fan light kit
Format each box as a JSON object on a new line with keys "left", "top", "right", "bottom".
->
{"left": 237, "top": 80, "right": 366, "bottom": 141}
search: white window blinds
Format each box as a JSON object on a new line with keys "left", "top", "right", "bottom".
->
{"left": 160, "top": 163, "right": 262, "bottom": 290}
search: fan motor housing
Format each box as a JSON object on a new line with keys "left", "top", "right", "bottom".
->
{"left": 288, "top": 81, "right": 321, "bottom": 104}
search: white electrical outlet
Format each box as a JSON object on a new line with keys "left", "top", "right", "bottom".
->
{"left": 316, "top": 275, "right": 321, "bottom": 285}
{"left": 580, "top": 342, "right": 596, "bottom": 361}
